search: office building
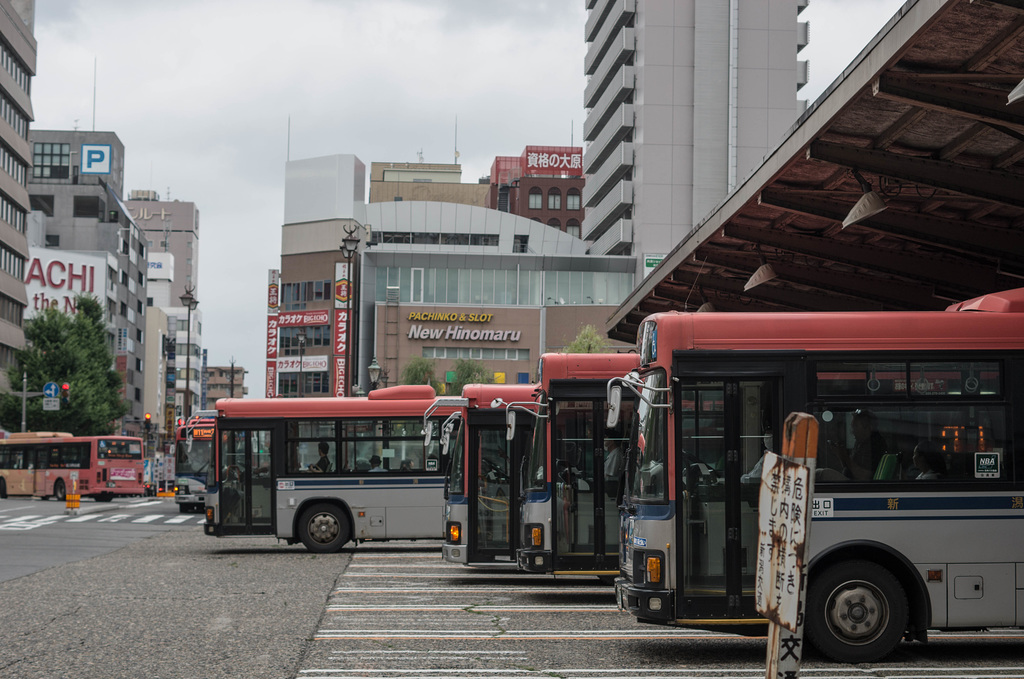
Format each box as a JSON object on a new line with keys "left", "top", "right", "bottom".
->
{"left": 126, "top": 191, "right": 203, "bottom": 420}
{"left": 583, "top": 0, "right": 809, "bottom": 275}
{"left": 488, "top": 146, "right": 585, "bottom": 238}
{"left": 271, "top": 153, "right": 633, "bottom": 397}
{"left": 0, "top": 0, "right": 34, "bottom": 391}
{"left": 26, "top": 129, "right": 150, "bottom": 433}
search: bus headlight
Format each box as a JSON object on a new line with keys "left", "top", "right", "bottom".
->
{"left": 446, "top": 521, "right": 461, "bottom": 544}
{"left": 645, "top": 555, "right": 662, "bottom": 584}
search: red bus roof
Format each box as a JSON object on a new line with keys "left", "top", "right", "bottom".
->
{"left": 217, "top": 384, "right": 450, "bottom": 419}
{"left": 539, "top": 353, "right": 641, "bottom": 382}
{"left": 643, "top": 288, "right": 1024, "bottom": 355}
{"left": 462, "top": 383, "right": 538, "bottom": 409}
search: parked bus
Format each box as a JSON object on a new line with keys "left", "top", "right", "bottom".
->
{"left": 610, "top": 288, "right": 1024, "bottom": 663}
{"left": 515, "top": 353, "right": 640, "bottom": 579}
{"left": 0, "top": 432, "right": 145, "bottom": 501}
{"left": 174, "top": 410, "right": 217, "bottom": 513}
{"left": 438, "top": 383, "right": 537, "bottom": 566}
{"left": 203, "top": 385, "right": 457, "bottom": 553}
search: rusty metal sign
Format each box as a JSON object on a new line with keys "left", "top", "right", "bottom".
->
{"left": 756, "top": 411, "right": 818, "bottom": 679}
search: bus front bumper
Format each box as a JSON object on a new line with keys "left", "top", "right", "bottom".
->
{"left": 517, "top": 548, "right": 551, "bottom": 572}
{"left": 615, "top": 577, "right": 674, "bottom": 623}
{"left": 441, "top": 543, "right": 468, "bottom": 564}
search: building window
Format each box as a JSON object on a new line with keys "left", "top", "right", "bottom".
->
{"left": 567, "top": 189, "right": 581, "bottom": 211}
{"left": 567, "top": 219, "right": 581, "bottom": 239}
{"left": 73, "top": 195, "right": 103, "bottom": 219}
{"left": 32, "top": 142, "right": 70, "bottom": 179}
{"left": 44, "top": 234, "right": 59, "bottom": 247}
{"left": 528, "top": 187, "right": 542, "bottom": 210}
{"left": 547, "top": 189, "right": 561, "bottom": 210}
{"left": 547, "top": 218, "right": 561, "bottom": 229}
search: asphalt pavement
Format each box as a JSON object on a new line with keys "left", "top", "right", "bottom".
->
{"left": 0, "top": 529, "right": 348, "bottom": 679}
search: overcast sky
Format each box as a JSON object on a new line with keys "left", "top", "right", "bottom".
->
{"left": 31, "top": 0, "right": 905, "bottom": 397}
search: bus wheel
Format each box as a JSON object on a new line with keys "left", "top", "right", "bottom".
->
{"left": 54, "top": 479, "right": 66, "bottom": 502}
{"left": 0, "top": 477, "right": 6, "bottom": 498}
{"left": 806, "top": 560, "right": 908, "bottom": 663}
{"left": 298, "top": 503, "right": 351, "bottom": 553}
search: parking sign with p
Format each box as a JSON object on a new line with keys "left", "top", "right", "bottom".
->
{"left": 81, "top": 144, "right": 112, "bottom": 175}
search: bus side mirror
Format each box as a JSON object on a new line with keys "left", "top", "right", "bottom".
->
{"left": 607, "top": 384, "right": 622, "bottom": 429}
{"left": 423, "top": 420, "right": 434, "bottom": 447}
{"left": 505, "top": 410, "right": 517, "bottom": 441}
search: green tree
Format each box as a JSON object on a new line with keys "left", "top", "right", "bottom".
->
{"left": 565, "top": 324, "right": 610, "bottom": 353}
{"left": 0, "top": 295, "right": 129, "bottom": 434}
{"left": 400, "top": 356, "right": 440, "bottom": 391}
{"left": 448, "top": 358, "right": 493, "bottom": 396}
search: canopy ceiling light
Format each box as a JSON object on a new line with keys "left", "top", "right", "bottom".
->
{"left": 842, "top": 170, "right": 887, "bottom": 228}
{"left": 696, "top": 287, "right": 715, "bottom": 312}
{"left": 1008, "top": 78, "right": 1024, "bottom": 105}
{"left": 744, "top": 254, "right": 778, "bottom": 291}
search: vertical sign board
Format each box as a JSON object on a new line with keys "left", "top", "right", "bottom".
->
{"left": 266, "top": 270, "right": 280, "bottom": 397}
{"left": 333, "top": 262, "right": 350, "bottom": 397}
{"left": 756, "top": 412, "right": 817, "bottom": 679}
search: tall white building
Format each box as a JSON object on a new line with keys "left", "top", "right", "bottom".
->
{"left": 583, "top": 0, "right": 809, "bottom": 277}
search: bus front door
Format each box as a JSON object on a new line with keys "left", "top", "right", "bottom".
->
{"left": 218, "top": 427, "right": 275, "bottom": 535}
{"left": 551, "top": 398, "right": 632, "bottom": 574}
{"left": 468, "top": 415, "right": 518, "bottom": 563}
{"left": 678, "top": 376, "right": 779, "bottom": 621}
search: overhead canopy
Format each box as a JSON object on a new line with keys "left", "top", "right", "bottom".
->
{"left": 606, "top": 0, "right": 1024, "bottom": 343}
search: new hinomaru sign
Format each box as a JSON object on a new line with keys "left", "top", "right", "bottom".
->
{"left": 406, "top": 312, "right": 521, "bottom": 343}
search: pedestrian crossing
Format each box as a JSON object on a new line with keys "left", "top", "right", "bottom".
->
{"left": 0, "top": 512, "right": 206, "bottom": 530}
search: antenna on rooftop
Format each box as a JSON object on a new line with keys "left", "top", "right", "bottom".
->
{"left": 454, "top": 115, "right": 459, "bottom": 165}
{"left": 417, "top": 148, "right": 424, "bottom": 163}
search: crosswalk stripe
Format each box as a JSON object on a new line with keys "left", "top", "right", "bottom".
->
{"left": 132, "top": 514, "right": 162, "bottom": 523}
{"left": 65, "top": 514, "right": 100, "bottom": 522}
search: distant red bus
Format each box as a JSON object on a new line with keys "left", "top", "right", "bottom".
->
{"left": 204, "top": 385, "right": 459, "bottom": 552}
{"left": 0, "top": 432, "right": 145, "bottom": 501}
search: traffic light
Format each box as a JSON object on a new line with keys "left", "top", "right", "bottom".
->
{"left": 144, "top": 413, "right": 152, "bottom": 432}
{"left": 60, "top": 382, "right": 70, "bottom": 406}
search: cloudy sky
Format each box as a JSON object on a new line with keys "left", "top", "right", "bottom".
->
{"left": 31, "top": 0, "right": 905, "bottom": 396}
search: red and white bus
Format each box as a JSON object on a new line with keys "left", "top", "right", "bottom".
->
{"left": 516, "top": 353, "right": 640, "bottom": 579}
{"left": 438, "top": 383, "right": 538, "bottom": 566}
{"left": 203, "top": 385, "right": 458, "bottom": 552}
{"left": 174, "top": 410, "right": 217, "bottom": 513}
{"left": 611, "top": 287, "right": 1024, "bottom": 663}
{"left": 0, "top": 432, "right": 145, "bottom": 501}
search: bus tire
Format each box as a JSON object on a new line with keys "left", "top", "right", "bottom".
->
{"left": 54, "top": 479, "right": 66, "bottom": 502}
{"left": 806, "top": 560, "right": 908, "bottom": 663}
{"left": 0, "top": 477, "right": 6, "bottom": 498}
{"left": 298, "top": 503, "right": 351, "bottom": 553}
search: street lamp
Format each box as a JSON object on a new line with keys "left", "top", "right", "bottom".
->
{"left": 339, "top": 225, "right": 360, "bottom": 397}
{"left": 297, "top": 328, "right": 306, "bottom": 398}
{"left": 367, "top": 356, "right": 381, "bottom": 392}
{"left": 179, "top": 286, "right": 199, "bottom": 420}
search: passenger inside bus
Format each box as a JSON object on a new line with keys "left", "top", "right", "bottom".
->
{"left": 309, "top": 442, "right": 331, "bottom": 473}
{"left": 912, "top": 440, "right": 946, "bottom": 480}
{"left": 830, "top": 409, "right": 887, "bottom": 480}
{"left": 369, "top": 454, "right": 385, "bottom": 471}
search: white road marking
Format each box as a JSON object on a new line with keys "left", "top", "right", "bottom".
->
{"left": 131, "top": 514, "right": 162, "bottom": 523}
{"left": 65, "top": 514, "right": 100, "bottom": 522}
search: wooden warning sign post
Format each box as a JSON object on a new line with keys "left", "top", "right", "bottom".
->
{"left": 755, "top": 412, "right": 818, "bottom": 679}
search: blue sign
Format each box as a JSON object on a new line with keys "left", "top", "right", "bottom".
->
{"left": 81, "top": 144, "right": 112, "bottom": 175}
{"left": 43, "top": 381, "right": 59, "bottom": 398}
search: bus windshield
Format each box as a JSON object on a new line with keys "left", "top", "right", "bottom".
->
{"left": 629, "top": 370, "right": 668, "bottom": 502}
{"left": 524, "top": 391, "right": 548, "bottom": 492}
{"left": 176, "top": 436, "right": 212, "bottom": 478}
